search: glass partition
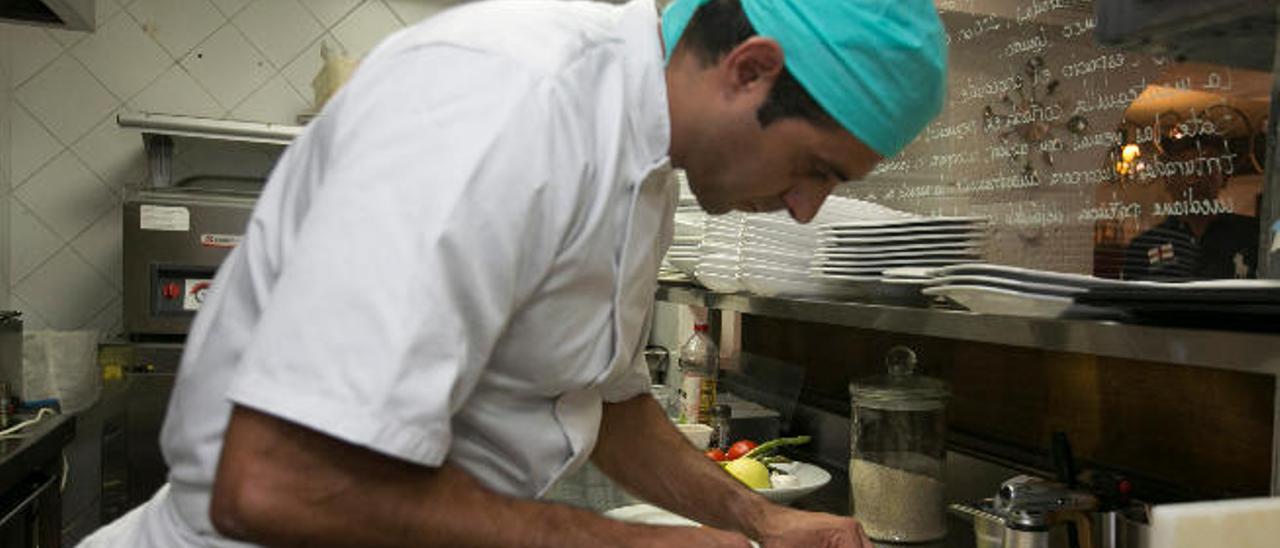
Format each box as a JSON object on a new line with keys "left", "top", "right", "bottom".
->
{"left": 837, "top": 0, "right": 1271, "bottom": 280}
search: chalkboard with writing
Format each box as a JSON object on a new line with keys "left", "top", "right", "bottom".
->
{"left": 837, "top": 0, "right": 1270, "bottom": 281}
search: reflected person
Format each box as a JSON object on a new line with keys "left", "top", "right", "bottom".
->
{"left": 1122, "top": 135, "right": 1259, "bottom": 281}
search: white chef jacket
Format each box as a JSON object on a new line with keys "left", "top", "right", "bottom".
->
{"left": 79, "top": 1, "right": 674, "bottom": 546}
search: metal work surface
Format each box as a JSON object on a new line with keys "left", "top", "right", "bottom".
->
{"left": 0, "top": 414, "right": 74, "bottom": 497}
{"left": 656, "top": 282, "right": 1280, "bottom": 375}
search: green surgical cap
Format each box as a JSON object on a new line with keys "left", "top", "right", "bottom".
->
{"left": 662, "top": 0, "right": 948, "bottom": 158}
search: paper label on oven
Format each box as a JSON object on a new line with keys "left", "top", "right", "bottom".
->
{"left": 201, "top": 234, "right": 243, "bottom": 248}
{"left": 140, "top": 205, "right": 190, "bottom": 232}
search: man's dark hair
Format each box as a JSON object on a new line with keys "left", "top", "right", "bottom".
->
{"left": 677, "top": 0, "right": 836, "bottom": 129}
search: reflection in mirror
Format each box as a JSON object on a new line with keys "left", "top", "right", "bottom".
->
{"left": 836, "top": 0, "right": 1268, "bottom": 281}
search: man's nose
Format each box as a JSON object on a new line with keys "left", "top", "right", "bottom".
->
{"left": 783, "top": 182, "right": 835, "bottom": 224}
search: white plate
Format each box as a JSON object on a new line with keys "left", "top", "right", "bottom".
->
{"left": 814, "top": 247, "right": 981, "bottom": 259}
{"left": 818, "top": 241, "right": 983, "bottom": 253}
{"left": 758, "top": 461, "right": 833, "bottom": 505}
{"left": 809, "top": 272, "right": 881, "bottom": 282}
{"left": 668, "top": 256, "right": 698, "bottom": 276}
{"left": 820, "top": 231, "right": 986, "bottom": 246}
{"left": 693, "top": 266, "right": 743, "bottom": 293}
{"left": 741, "top": 248, "right": 812, "bottom": 266}
{"left": 930, "top": 263, "right": 1134, "bottom": 290}
{"left": 740, "top": 259, "right": 810, "bottom": 277}
{"left": 819, "top": 216, "right": 988, "bottom": 230}
{"left": 604, "top": 504, "right": 701, "bottom": 527}
{"left": 602, "top": 462, "right": 831, "bottom": 512}
{"left": 603, "top": 505, "right": 763, "bottom": 547}
{"left": 812, "top": 257, "right": 974, "bottom": 268}
{"left": 924, "top": 275, "right": 1086, "bottom": 297}
{"left": 921, "top": 284, "right": 1074, "bottom": 318}
{"left": 818, "top": 225, "right": 986, "bottom": 238}
{"left": 882, "top": 267, "right": 939, "bottom": 279}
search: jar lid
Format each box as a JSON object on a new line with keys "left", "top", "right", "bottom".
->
{"left": 849, "top": 347, "right": 950, "bottom": 409}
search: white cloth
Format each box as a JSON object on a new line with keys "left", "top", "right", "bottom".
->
{"left": 81, "top": 1, "right": 673, "bottom": 546}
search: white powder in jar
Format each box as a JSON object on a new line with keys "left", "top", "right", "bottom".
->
{"left": 850, "top": 458, "right": 947, "bottom": 542}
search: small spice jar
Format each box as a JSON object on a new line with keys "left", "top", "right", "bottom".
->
{"left": 848, "top": 346, "right": 950, "bottom": 543}
{"left": 709, "top": 404, "right": 732, "bottom": 450}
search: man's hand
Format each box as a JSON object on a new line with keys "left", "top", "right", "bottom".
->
{"left": 637, "top": 526, "right": 754, "bottom": 548}
{"left": 756, "top": 507, "right": 874, "bottom": 548}
{"left": 592, "top": 396, "right": 873, "bottom": 547}
{"left": 211, "top": 404, "right": 755, "bottom": 548}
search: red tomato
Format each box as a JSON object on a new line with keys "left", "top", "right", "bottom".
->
{"left": 726, "top": 440, "right": 758, "bottom": 460}
{"left": 705, "top": 448, "right": 727, "bottom": 461}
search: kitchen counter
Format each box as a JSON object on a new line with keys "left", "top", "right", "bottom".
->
{"left": 0, "top": 412, "right": 75, "bottom": 496}
{"left": 0, "top": 412, "right": 76, "bottom": 547}
{"left": 551, "top": 461, "right": 976, "bottom": 548}
{"left": 791, "top": 466, "right": 976, "bottom": 548}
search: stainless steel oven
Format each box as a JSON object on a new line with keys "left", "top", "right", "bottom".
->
{"left": 123, "top": 189, "right": 257, "bottom": 338}
{"left": 103, "top": 188, "right": 259, "bottom": 523}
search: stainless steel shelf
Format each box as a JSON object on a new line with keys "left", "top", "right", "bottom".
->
{"left": 656, "top": 282, "right": 1280, "bottom": 375}
{"left": 118, "top": 112, "right": 304, "bottom": 188}
{"left": 117, "top": 112, "right": 303, "bottom": 145}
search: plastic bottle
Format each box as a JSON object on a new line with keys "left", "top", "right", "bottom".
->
{"left": 677, "top": 324, "right": 719, "bottom": 425}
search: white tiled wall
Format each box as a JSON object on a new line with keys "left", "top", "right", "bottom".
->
{"left": 2, "top": 0, "right": 458, "bottom": 335}
{"left": 1, "top": 29, "right": 11, "bottom": 309}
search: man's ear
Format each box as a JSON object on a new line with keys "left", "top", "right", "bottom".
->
{"left": 720, "top": 36, "right": 784, "bottom": 96}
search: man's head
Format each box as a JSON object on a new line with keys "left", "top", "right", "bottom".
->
{"left": 1160, "top": 135, "right": 1231, "bottom": 201}
{"left": 661, "top": 0, "right": 947, "bottom": 223}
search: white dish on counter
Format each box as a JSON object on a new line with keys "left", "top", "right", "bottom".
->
{"left": 605, "top": 504, "right": 701, "bottom": 527}
{"left": 603, "top": 461, "right": 830, "bottom": 512}
{"left": 923, "top": 275, "right": 1086, "bottom": 297}
{"left": 758, "top": 461, "right": 832, "bottom": 505}
{"left": 921, "top": 284, "right": 1074, "bottom": 318}
{"left": 603, "top": 505, "right": 764, "bottom": 548}
{"left": 930, "top": 263, "right": 1132, "bottom": 290}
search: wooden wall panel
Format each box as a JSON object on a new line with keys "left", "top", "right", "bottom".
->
{"left": 742, "top": 314, "right": 1274, "bottom": 499}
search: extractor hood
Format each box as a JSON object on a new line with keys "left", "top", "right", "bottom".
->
{"left": 0, "top": 0, "right": 95, "bottom": 31}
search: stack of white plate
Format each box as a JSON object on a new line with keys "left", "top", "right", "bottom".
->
{"left": 663, "top": 171, "right": 705, "bottom": 278}
{"left": 811, "top": 217, "right": 987, "bottom": 283}
{"left": 692, "top": 212, "right": 746, "bottom": 292}
{"left": 690, "top": 197, "right": 935, "bottom": 299}
{"left": 885, "top": 264, "right": 1128, "bottom": 319}
{"left": 734, "top": 211, "right": 860, "bottom": 299}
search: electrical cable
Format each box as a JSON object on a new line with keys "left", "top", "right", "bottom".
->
{"left": 0, "top": 408, "right": 56, "bottom": 439}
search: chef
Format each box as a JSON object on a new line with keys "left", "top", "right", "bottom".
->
{"left": 80, "top": 0, "right": 946, "bottom": 546}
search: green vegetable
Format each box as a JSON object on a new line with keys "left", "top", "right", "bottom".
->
{"left": 742, "top": 436, "right": 811, "bottom": 460}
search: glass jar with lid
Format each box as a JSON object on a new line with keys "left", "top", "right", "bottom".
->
{"left": 848, "top": 346, "right": 950, "bottom": 543}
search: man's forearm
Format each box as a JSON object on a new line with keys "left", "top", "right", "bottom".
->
{"left": 213, "top": 405, "right": 723, "bottom": 548}
{"left": 591, "top": 395, "right": 774, "bottom": 538}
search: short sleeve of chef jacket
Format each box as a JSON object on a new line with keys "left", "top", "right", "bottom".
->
{"left": 225, "top": 46, "right": 583, "bottom": 468}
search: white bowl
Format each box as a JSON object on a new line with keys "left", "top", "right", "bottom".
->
{"left": 677, "top": 423, "right": 713, "bottom": 450}
{"left": 757, "top": 461, "right": 832, "bottom": 505}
